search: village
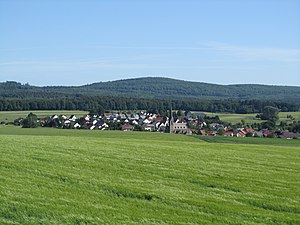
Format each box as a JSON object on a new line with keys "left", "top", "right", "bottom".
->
{"left": 16, "top": 110, "right": 299, "bottom": 139}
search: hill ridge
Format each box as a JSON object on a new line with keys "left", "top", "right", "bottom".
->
{"left": 1, "top": 77, "right": 300, "bottom": 102}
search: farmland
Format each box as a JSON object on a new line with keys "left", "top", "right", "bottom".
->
{"left": 0, "top": 110, "right": 88, "bottom": 123}
{"left": 204, "top": 111, "right": 300, "bottom": 125}
{"left": 203, "top": 112, "right": 262, "bottom": 124}
{"left": 0, "top": 126, "right": 299, "bottom": 224}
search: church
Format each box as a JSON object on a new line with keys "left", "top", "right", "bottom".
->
{"left": 169, "top": 108, "right": 190, "bottom": 134}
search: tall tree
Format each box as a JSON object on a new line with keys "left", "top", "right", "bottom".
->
{"left": 260, "top": 106, "right": 279, "bottom": 122}
{"left": 22, "top": 113, "right": 38, "bottom": 128}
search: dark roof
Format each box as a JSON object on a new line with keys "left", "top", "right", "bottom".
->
{"left": 278, "top": 132, "right": 300, "bottom": 139}
{"left": 121, "top": 124, "right": 134, "bottom": 130}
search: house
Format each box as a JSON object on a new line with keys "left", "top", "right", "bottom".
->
{"left": 154, "top": 121, "right": 162, "bottom": 129}
{"left": 277, "top": 132, "right": 300, "bottom": 139}
{"left": 199, "top": 130, "right": 207, "bottom": 135}
{"left": 254, "top": 131, "right": 264, "bottom": 137}
{"left": 83, "top": 115, "right": 90, "bottom": 122}
{"left": 121, "top": 124, "right": 134, "bottom": 131}
{"left": 51, "top": 115, "right": 59, "bottom": 120}
{"left": 224, "top": 131, "right": 234, "bottom": 137}
{"left": 74, "top": 123, "right": 81, "bottom": 128}
{"left": 193, "top": 112, "right": 206, "bottom": 118}
{"left": 263, "top": 131, "right": 274, "bottom": 138}
{"left": 186, "top": 111, "right": 193, "bottom": 118}
{"left": 69, "top": 115, "right": 77, "bottom": 121}
{"left": 246, "top": 128, "right": 255, "bottom": 134}
{"left": 238, "top": 129, "right": 247, "bottom": 137}
{"left": 103, "top": 113, "right": 112, "bottom": 120}
{"left": 210, "top": 123, "right": 221, "bottom": 129}
{"left": 130, "top": 113, "right": 140, "bottom": 120}
{"left": 154, "top": 116, "right": 164, "bottom": 122}
{"left": 245, "top": 128, "right": 255, "bottom": 136}
{"left": 63, "top": 120, "right": 71, "bottom": 127}
{"left": 143, "top": 118, "right": 152, "bottom": 124}
{"left": 100, "top": 123, "right": 109, "bottom": 130}
{"left": 176, "top": 116, "right": 187, "bottom": 123}
{"left": 132, "top": 120, "right": 139, "bottom": 125}
{"left": 158, "top": 122, "right": 167, "bottom": 132}
{"left": 120, "top": 113, "right": 127, "bottom": 120}
{"left": 143, "top": 124, "right": 155, "bottom": 132}
{"left": 207, "top": 131, "right": 217, "bottom": 136}
{"left": 186, "top": 111, "right": 206, "bottom": 119}
{"left": 186, "top": 128, "right": 193, "bottom": 135}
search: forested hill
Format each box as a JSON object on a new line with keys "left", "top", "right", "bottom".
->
{"left": 1, "top": 77, "right": 300, "bottom": 102}
{"left": 84, "top": 77, "right": 300, "bottom": 102}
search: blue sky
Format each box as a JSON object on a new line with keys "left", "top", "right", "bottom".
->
{"left": 0, "top": 0, "right": 299, "bottom": 86}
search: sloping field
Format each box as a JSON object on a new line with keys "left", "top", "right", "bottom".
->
{"left": 204, "top": 111, "right": 300, "bottom": 125}
{"left": 0, "top": 127, "right": 299, "bottom": 224}
{"left": 0, "top": 110, "right": 88, "bottom": 123}
{"left": 203, "top": 112, "right": 262, "bottom": 124}
{"left": 196, "top": 135, "right": 300, "bottom": 147}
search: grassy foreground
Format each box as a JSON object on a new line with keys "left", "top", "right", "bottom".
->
{"left": 0, "top": 127, "right": 299, "bottom": 224}
{"left": 196, "top": 135, "right": 300, "bottom": 147}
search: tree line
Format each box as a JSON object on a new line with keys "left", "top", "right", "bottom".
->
{"left": 0, "top": 96, "right": 299, "bottom": 114}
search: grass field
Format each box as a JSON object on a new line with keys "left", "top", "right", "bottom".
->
{"left": 0, "top": 126, "right": 299, "bottom": 224}
{"left": 204, "top": 111, "right": 300, "bottom": 125}
{"left": 0, "top": 110, "right": 88, "bottom": 123}
{"left": 278, "top": 112, "right": 300, "bottom": 122}
{"left": 204, "top": 112, "right": 262, "bottom": 124}
{"left": 196, "top": 135, "right": 300, "bottom": 147}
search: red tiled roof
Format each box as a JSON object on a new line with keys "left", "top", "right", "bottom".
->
{"left": 199, "top": 130, "right": 206, "bottom": 135}
{"left": 246, "top": 128, "right": 255, "bottom": 133}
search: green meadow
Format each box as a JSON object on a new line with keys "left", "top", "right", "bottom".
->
{"left": 0, "top": 110, "right": 88, "bottom": 123}
{"left": 204, "top": 111, "right": 300, "bottom": 125}
{"left": 278, "top": 112, "right": 300, "bottom": 122}
{"left": 204, "top": 112, "right": 262, "bottom": 124}
{"left": 197, "top": 135, "right": 300, "bottom": 147}
{"left": 0, "top": 126, "right": 299, "bottom": 224}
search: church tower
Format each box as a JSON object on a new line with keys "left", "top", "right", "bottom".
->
{"left": 169, "top": 105, "right": 174, "bottom": 133}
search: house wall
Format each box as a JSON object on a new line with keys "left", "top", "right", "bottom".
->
{"left": 171, "top": 122, "right": 188, "bottom": 134}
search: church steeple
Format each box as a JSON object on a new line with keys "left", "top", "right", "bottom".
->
{"left": 169, "top": 104, "right": 174, "bottom": 133}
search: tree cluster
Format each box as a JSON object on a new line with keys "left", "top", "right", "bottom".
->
{"left": 0, "top": 97, "right": 299, "bottom": 114}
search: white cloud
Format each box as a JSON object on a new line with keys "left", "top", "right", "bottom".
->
{"left": 204, "top": 42, "right": 300, "bottom": 62}
{"left": 87, "top": 44, "right": 300, "bottom": 62}
{"left": 1, "top": 43, "right": 299, "bottom": 63}
{"left": 1, "top": 43, "right": 299, "bottom": 74}
{"left": 0, "top": 58, "right": 151, "bottom": 72}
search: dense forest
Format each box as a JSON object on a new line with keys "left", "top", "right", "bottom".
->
{"left": 0, "top": 77, "right": 299, "bottom": 113}
{"left": 1, "top": 77, "right": 300, "bottom": 102}
{"left": 0, "top": 96, "right": 299, "bottom": 114}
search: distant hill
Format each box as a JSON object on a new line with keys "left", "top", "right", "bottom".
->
{"left": 1, "top": 77, "right": 300, "bottom": 102}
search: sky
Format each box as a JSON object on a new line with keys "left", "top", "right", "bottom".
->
{"left": 0, "top": 0, "right": 300, "bottom": 86}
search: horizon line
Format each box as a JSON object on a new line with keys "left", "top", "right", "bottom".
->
{"left": 1, "top": 76, "right": 300, "bottom": 88}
